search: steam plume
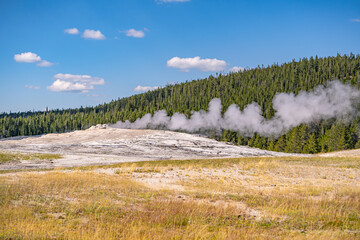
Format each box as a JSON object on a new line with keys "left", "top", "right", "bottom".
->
{"left": 111, "top": 81, "right": 360, "bottom": 137}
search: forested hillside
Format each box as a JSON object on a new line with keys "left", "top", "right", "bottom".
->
{"left": 1, "top": 54, "right": 360, "bottom": 153}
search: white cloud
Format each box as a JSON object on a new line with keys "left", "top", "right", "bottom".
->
{"left": 14, "top": 52, "right": 41, "bottom": 63}
{"left": 229, "top": 66, "right": 244, "bottom": 73}
{"left": 83, "top": 29, "right": 106, "bottom": 40}
{"left": 87, "top": 94, "right": 99, "bottom": 97}
{"left": 64, "top": 28, "right": 80, "bottom": 34}
{"left": 351, "top": 19, "right": 360, "bottom": 22}
{"left": 14, "top": 52, "right": 53, "bottom": 67}
{"left": 47, "top": 73, "right": 105, "bottom": 93}
{"left": 125, "top": 29, "right": 145, "bottom": 38}
{"left": 48, "top": 80, "right": 90, "bottom": 92}
{"left": 134, "top": 85, "right": 159, "bottom": 92}
{"left": 25, "top": 85, "right": 40, "bottom": 90}
{"left": 37, "top": 60, "right": 54, "bottom": 67}
{"left": 167, "top": 56, "right": 227, "bottom": 72}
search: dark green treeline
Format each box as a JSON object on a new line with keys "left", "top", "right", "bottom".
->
{"left": 1, "top": 54, "right": 360, "bottom": 153}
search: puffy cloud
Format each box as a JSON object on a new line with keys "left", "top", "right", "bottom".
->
{"left": 52, "top": 73, "right": 105, "bottom": 84}
{"left": 14, "top": 52, "right": 53, "bottom": 67}
{"left": 83, "top": 29, "right": 106, "bottom": 40}
{"left": 24, "top": 85, "right": 40, "bottom": 90}
{"left": 134, "top": 85, "right": 159, "bottom": 92}
{"left": 14, "top": 52, "right": 41, "bottom": 63}
{"left": 47, "top": 73, "right": 105, "bottom": 93}
{"left": 125, "top": 29, "right": 145, "bottom": 38}
{"left": 37, "top": 60, "right": 54, "bottom": 67}
{"left": 229, "top": 66, "right": 244, "bottom": 73}
{"left": 48, "top": 80, "right": 89, "bottom": 92}
{"left": 167, "top": 56, "right": 227, "bottom": 72}
{"left": 64, "top": 28, "right": 80, "bottom": 34}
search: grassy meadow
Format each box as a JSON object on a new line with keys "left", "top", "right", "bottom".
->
{"left": 0, "top": 152, "right": 62, "bottom": 163}
{"left": 0, "top": 155, "right": 359, "bottom": 239}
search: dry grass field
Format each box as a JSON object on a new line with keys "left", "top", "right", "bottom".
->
{"left": 0, "top": 152, "right": 62, "bottom": 164}
{"left": 0, "top": 155, "right": 360, "bottom": 239}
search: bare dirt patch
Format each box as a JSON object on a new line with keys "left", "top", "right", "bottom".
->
{"left": 318, "top": 149, "right": 360, "bottom": 157}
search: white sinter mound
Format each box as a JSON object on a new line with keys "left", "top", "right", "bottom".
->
{"left": 0, "top": 124, "right": 304, "bottom": 170}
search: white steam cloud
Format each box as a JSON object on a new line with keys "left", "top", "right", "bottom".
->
{"left": 111, "top": 81, "right": 360, "bottom": 137}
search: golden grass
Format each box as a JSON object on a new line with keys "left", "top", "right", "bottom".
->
{"left": 75, "top": 156, "right": 360, "bottom": 171}
{"left": 0, "top": 151, "right": 62, "bottom": 163}
{"left": 0, "top": 156, "right": 360, "bottom": 239}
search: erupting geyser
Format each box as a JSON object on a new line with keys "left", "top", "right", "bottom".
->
{"left": 112, "top": 81, "right": 360, "bottom": 137}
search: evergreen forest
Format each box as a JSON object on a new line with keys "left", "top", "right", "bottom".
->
{"left": 1, "top": 54, "right": 360, "bottom": 153}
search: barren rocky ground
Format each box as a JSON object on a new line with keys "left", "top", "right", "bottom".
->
{"left": 0, "top": 125, "right": 304, "bottom": 170}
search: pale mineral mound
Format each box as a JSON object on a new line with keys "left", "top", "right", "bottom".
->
{"left": 0, "top": 126, "right": 305, "bottom": 169}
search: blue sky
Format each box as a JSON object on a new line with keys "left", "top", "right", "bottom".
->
{"left": 0, "top": 0, "right": 359, "bottom": 113}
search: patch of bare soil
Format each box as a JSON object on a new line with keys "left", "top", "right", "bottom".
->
{"left": 317, "top": 149, "right": 360, "bottom": 157}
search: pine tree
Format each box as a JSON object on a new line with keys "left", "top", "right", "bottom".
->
{"left": 1, "top": 54, "right": 359, "bottom": 153}
{"left": 303, "top": 133, "right": 318, "bottom": 153}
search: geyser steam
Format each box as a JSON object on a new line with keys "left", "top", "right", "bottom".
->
{"left": 112, "top": 81, "right": 360, "bottom": 137}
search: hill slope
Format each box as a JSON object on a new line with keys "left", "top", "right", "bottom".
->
{"left": 0, "top": 126, "right": 302, "bottom": 170}
{"left": 1, "top": 54, "right": 360, "bottom": 153}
